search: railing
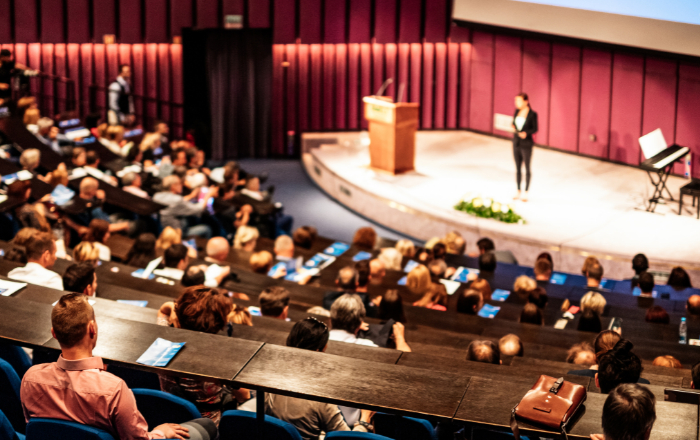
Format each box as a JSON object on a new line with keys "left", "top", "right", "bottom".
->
{"left": 14, "top": 72, "right": 78, "bottom": 119}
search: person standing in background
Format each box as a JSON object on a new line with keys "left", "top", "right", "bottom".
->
{"left": 512, "top": 93, "right": 538, "bottom": 202}
{"left": 108, "top": 64, "right": 135, "bottom": 126}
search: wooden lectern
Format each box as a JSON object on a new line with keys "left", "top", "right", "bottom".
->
{"left": 363, "top": 96, "right": 420, "bottom": 174}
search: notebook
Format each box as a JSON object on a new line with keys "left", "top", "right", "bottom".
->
{"left": 477, "top": 304, "right": 500, "bottom": 319}
{"left": 550, "top": 273, "right": 567, "bottom": 285}
{"left": 323, "top": 242, "right": 350, "bottom": 256}
{"left": 136, "top": 338, "right": 185, "bottom": 367}
{"left": 352, "top": 251, "right": 373, "bottom": 262}
{"left": 491, "top": 289, "right": 511, "bottom": 302}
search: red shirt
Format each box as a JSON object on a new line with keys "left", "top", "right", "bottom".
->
{"left": 20, "top": 355, "right": 164, "bottom": 440}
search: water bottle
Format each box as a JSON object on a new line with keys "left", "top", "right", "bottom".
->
{"left": 679, "top": 317, "right": 688, "bottom": 344}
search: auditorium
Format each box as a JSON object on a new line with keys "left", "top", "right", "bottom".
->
{"left": 0, "top": 0, "right": 699, "bottom": 439}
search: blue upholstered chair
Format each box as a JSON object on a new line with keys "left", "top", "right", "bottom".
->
{"left": 25, "top": 419, "right": 114, "bottom": 440}
{"left": 325, "top": 432, "right": 393, "bottom": 440}
{"left": 219, "top": 410, "right": 302, "bottom": 440}
{"left": 0, "top": 345, "right": 31, "bottom": 379}
{"left": 0, "top": 359, "right": 24, "bottom": 434}
{"left": 0, "top": 410, "right": 24, "bottom": 440}
{"left": 373, "top": 413, "right": 437, "bottom": 440}
{"left": 132, "top": 389, "right": 202, "bottom": 431}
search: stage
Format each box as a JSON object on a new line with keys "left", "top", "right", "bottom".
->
{"left": 301, "top": 130, "right": 700, "bottom": 280}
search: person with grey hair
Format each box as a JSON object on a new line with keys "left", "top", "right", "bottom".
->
{"left": 35, "top": 117, "right": 72, "bottom": 155}
{"left": 590, "top": 383, "right": 656, "bottom": 440}
{"left": 329, "top": 293, "right": 410, "bottom": 351}
{"left": 466, "top": 340, "right": 501, "bottom": 364}
{"left": 19, "top": 148, "right": 41, "bottom": 173}
{"left": 498, "top": 334, "right": 523, "bottom": 357}
{"left": 153, "top": 175, "right": 218, "bottom": 238}
{"left": 121, "top": 172, "right": 149, "bottom": 199}
{"left": 377, "top": 247, "right": 402, "bottom": 271}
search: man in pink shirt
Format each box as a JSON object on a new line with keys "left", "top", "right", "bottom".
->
{"left": 20, "top": 293, "right": 217, "bottom": 440}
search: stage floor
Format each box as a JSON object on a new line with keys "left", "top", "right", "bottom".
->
{"left": 302, "top": 131, "right": 700, "bottom": 279}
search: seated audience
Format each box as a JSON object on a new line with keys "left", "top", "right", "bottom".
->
{"left": 124, "top": 233, "right": 157, "bottom": 268}
{"left": 536, "top": 252, "right": 553, "bottom": 269}
{"left": 71, "top": 146, "right": 87, "bottom": 167}
{"left": 630, "top": 253, "right": 649, "bottom": 288}
{"left": 233, "top": 225, "right": 259, "bottom": 251}
{"left": 35, "top": 117, "right": 72, "bottom": 155}
{"left": 8, "top": 231, "right": 63, "bottom": 290}
{"left": 67, "top": 177, "right": 130, "bottom": 234}
{"left": 582, "top": 256, "right": 600, "bottom": 276}
{"left": 444, "top": 231, "right": 466, "bottom": 255}
{"left": 566, "top": 342, "right": 596, "bottom": 365}
{"left": 73, "top": 241, "right": 100, "bottom": 265}
{"left": 330, "top": 293, "right": 410, "bottom": 351}
{"left": 567, "top": 330, "right": 650, "bottom": 383}
{"left": 527, "top": 286, "right": 548, "bottom": 310}
{"left": 21, "top": 293, "right": 215, "bottom": 439}
{"left": 498, "top": 334, "right": 524, "bottom": 357}
{"left": 513, "top": 275, "right": 537, "bottom": 300}
{"left": 476, "top": 237, "right": 517, "bottom": 264}
{"left": 181, "top": 265, "right": 206, "bottom": 287}
{"left": 352, "top": 227, "right": 376, "bottom": 250}
{"left": 432, "top": 242, "right": 447, "bottom": 261}
{"left": 164, "top": 244, "right": 190, "bottom": 273}
{"left": 86, "top": 219, "right": 111, "bottom": 261}
{"left": 533, "top": 258, "right": 552, "bottom": 287}
{"left": 19, "top": 148, "right": 41, "bottom": 175}
{"left": 273, "top": 234, "right": 295, "bottom": 260}
{"left": 121, "top": 172, "right": 150, "bottom": 199}
{"left": 428, "top": 258, "right": 447, "bottom": 279}
{"left": 369, "top": 258, "right": 386, "bottom": 285}
{"left": 292, "top": 225, "right": 317, "bottom": 250}
{"left": 466, "top": 340, "right": 500, "bottom": 364}
{"left": 395, "top": 239, "right": 416, "bottom": 258}
{"left": 158, "top": 287, "right": 249, "bottom": 423}
{"left": 84, "top": 151, "right": 118, "bottom": 185}
{"left": 586, "top": 261, "right": 604, "bottom": 289}
{"left": 519, "top": 303, "right": 543, "bottom": 325}
{"left": 596, "top": 339, "right": 643, "bottom": 393}
{"left": 413, "top": 283, "right": 448, "bottom": 311}
{"left": 652, "top": 355, "right": 682, "bottom": 369}
{"left": 687, "top": 295, "right": 700, "bottom": 316}
{"left": 470, "top": 278, "right": 492, "bottom": 301}
{"left": 266, "top": 317, "right": 376, "bottom": 439}
{"left": 580, "top": 291, "right": 606, "bottom": 316}
{"left": 667, "top": 266, "right": 692, "bottom": 290}
{"left": 645, "top": 305, "right": 670, "bottom": 324}
{"left": 259, "top": 286, "right": 291, "bottom": 320}
{"left": 577, "top": 309, "right": 602, "bottom": 333}
{"left": 249, "top": 250, "right": 274, "bottom": 274}
{"left": 155, "top": 226, "right": 182, "bottom": 254}
{"left": 153, "top": 175, "right": 218, "bottom": 239}
{"left": 378, "top": 247, "right": 402, "bottom": 271}
{"left": 378, "top": 289, "right": 406, "bottom": 324}
{"left": 591, "top": 383, "right": 656, "bottom": 440}
{"left": 205, "top": 236, "right": 230, "bottom": 263}
{"left": 228, "top": 304, "right": 253, "bottom": 326}
{"left": 63, "top": 263, "right": 98, "bottom": 297}
{"left": 638, "top": 272, "right": 655, "bottom": 297}
{"left": 477, "top": 252, "right": 497, "bottom": 283}
{"left": 457, "top": 289, "right": 484, "bottom": 315}
{"left": 406, "top": 264, "right": 432, "bottom": 296}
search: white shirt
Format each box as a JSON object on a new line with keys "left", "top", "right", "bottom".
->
{"left": 515, "top": 116, "right": 526, "bottom": 131}
{"left": 8, "top": 262, "right": 63, "bottom": 291}
{"left": 94, "top": 242, "right": 111, "bottom": 261}
{"left": 328, "top": 329, "right": 377, "bottom": 347}
{"left": 123, "top": 186, "right": 150, "bottom": 199}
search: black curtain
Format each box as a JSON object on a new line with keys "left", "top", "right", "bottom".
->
{"left": 183, "top": 29, "right": 272, "bottom": 161}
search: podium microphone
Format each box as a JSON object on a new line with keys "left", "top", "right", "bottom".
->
{"left": 375, "top": 78, "right": 394, "bottom": 97}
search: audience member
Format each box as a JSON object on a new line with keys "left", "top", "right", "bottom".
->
{"left": 395, "top": 239, "right": 416, "bottom": 258}
{"left": 478, "top": 252, "right": 497, "bottom": 282}
{"left": 73, "top": 241, "right": 100, "bottom": 265}
{"left": 476, "top": 237, "right": 517, "bottom": 264}
{"left": 156, "top": 226, "right": 182, "bottom": 254}
{"left": 586, "top": 262, "right": 604, "bottom": 289}
{"left": 164, "top": 244, "right": 189, "bottom": 272}
{"left": 153, "top": 175, "right": 218, "bottom": 238}
{"left": 378, "top": 247, "right": 402, "bottom": 271}
{"left": 352, "top": 227, "right": 376, "bottom": 250}
{"left": 205, "top": 236, "right": 230, "bottom": 263}
{"left": 121, "top": 172, "right": 150, "bottom": 199}
{"left": 470, "top": 278, "right": 492, "bottom": 301}
{"left": 567, "top": 330, "right": 640, "bottom": 379}
{"left": 181, "top": 265, "right": 206, "bottom": 287}
{"left": 667, "top": 266, "right": 692, "bottom": 290}
{"left": 687, "top": 295, "right": 700, "bottom": 316}
{"left": 432, "top": 242, "right": 447, "bottom": 261}
{"left": 630, "top": 253, "right": 649, "bottom": 288}
{"left": 596, "top": 339, "right": 643, "bottom": 393}
{"left": 86, "top": 219, "right": 111, "bottom": 261}
{"left": 591, "top": 383, "right": 655, "bottom": 440}
{"left": 21, "top": 293, "right": 215, "bottom": 439}
{"left": 423, "top": 237, "right": 442, "bottom": 251}
{"left": 35, "top": 117, "right": 71, "bottom": 155}
{"left": 645, "top": 306, "right": 670, "bottom": 324}
{"left": 527, "top": 286, "right": 548, "bottom": 310}
{"left": 266, "top": 317, "right": 376, "bottom": 439}
{"left": 354, "top": 260, "right": 372, "bottom": 295}
{"left": 582, "top": 256, "right": 600, "bottom": 276}
{"left": 513, "top": 275, "right": 537, "bottom": 299}
{"left": 123, "top": 233, "right": 157, "bottom": 268}
{"left": 638, "top": 272, "right": 655, "bottom": 297}
{"left": 498, "top": 334, "right": 523, "bottom": 357}
{"left": 63, "top": 263, "right": 98, "bottom": 297}
{"left": 428, "top": 258, "right": 447, "bottom": 279}
{"left": 536, "top": 252, "right": 553, "bottom": 269}
{"left": 566, "top": 342, "right": 596, "bottom": 365}
{"left": 249, "top": 250, "right": 274, "bottom": 275}
{"left": 466, "top": 340, "right": 500, "bottom": 364}
{"left": 8, "top": 231, "right": 62, "bottom": 290}
{"left": 233, "top": 225, "right": 259, "bottom": 251}
{"left": 581, "top": 291, "right": 607, "bottom": 316}
{"left": 691, "top": 361, "right": 700, "bottom": 389}
{"left": 369, "top": 259, "right": 386, "bottom": 285}
{"left": 413, "top": 283, "right": 448, "bottom": 311}
{"left": 228, "top": 304, "right": 253, "bottom": 326}
{"left": 274, "top": 234, "right": 295, "bottom": 260}
{"left": 292, "top": 225, "right": 317, "bottom": 250}
{"left": 259, "top": 286, "right": 291, "bottom": 320}
{"left": 444, "top": 231, "right": 466, "bottom": 255}
{"left": 457, "top": 289, "right": 484, "bottom": 315}
{"left": 578, "top": 309, "right": 602, "bottom": 333}
{"left": 377, "top": 289, "right": 406, "bottom": 324}
{"left": 520, "top": 303, "right": 543, "bottom": 325}
{"left": 533, "top": 258, "right": 552, "bottom": 286}
{"left": 406, "top": 264, "right": 432, "bottom": 296}
{"left": 652, "top": 355, "right": 682, "bottom": 369}
{"left": 19, "top": 149, "right": 41, "bottom": 174}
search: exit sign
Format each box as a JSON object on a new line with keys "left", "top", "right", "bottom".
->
{"left": 224, "top": 15, "right": 243, "bottom": 29}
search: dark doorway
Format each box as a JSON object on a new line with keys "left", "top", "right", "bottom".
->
{"left": 183, "top": 28, "right": 272, "bottom": 161}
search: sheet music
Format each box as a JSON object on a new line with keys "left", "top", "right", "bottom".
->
{"left": 639, "top": 129, "right": 667, "bottom": 160}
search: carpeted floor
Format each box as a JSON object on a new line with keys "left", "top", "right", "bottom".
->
{"left": 238, "top": 159, "right": 414, "bottom": 244}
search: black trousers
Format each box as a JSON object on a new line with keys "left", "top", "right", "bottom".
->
{"left": 513, "top": 139, "right": 533, "bottom": 191}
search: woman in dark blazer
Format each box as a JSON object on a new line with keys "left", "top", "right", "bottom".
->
{"left": 512, "top": 93, "right": 538, "bottom": 202}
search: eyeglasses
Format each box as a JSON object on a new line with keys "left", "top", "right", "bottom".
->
{"left": 305, "top": 316, "right": 328, "bottom": 330}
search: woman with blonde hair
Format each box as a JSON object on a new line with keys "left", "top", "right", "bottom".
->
{"left": 228, "top": 304, "right": 253, "bottom": 326}
{"left": 73, "top": 241, "right": 101, "bottom": 266}
{"left": 470, "top": 278, "right": 492, "bottom": 301}
{"left": 395, "top": 239, "right": 416, "bottom": 258}
{"left": 378, "top": 247, "right": 403, "bottom": 271}
{"left": 233, "top": 225, "right": 259, "bottom": 251}
{"left": 580, "top": 291, "right": 607, "bottom": 316}
{"left": 407, "top": 264, "right": 432, "bottom": 296}
{"left": 513, "top": 275, "right": 537, "bottom": 298}
{"left": 156, "top": 226, "right": 182, "bottom": 252}
{"left": 413, "top": 283, "right": 448, "bottom": 311}
{"left": 652, "top": 355, "right": 682, "bottom": 369}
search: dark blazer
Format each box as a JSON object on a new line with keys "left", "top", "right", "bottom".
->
{"left": 512, "top": 108, "right": 538, "bottom": 147}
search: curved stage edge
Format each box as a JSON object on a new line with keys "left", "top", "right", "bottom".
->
{"left": 301, "top": 130, "right": 700, "bottom": 282}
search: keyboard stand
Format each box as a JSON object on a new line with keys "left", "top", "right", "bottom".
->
{"left": 642, "top": 163, "right": 675, "bottom": 212}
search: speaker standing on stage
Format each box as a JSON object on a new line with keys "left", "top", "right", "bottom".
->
{"left": 512, "top": 93, "right": 538, "bottom": 202}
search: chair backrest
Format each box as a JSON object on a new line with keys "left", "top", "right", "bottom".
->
{"left": 0, "top": 345, "right": 31, "bottom": 379}
{"left": 26, "top": 418, "right": 115, "bottom": 440}
{"left": 325, "top": 432, "right": 394, "bottom": 440}
{"left": 219, "top": 410, "right": 303, "bottom": 440}
{"left": 0, "top": 410, "right": 21, "bottom": 440}
{"left": 131, "top": 388, "right": 201, "bottom": 430}
{"left": 373, "top": 413, "right": 437, "bottom": 440}
{"left": 0, "top": 359, "right": 24, "bottom": 434}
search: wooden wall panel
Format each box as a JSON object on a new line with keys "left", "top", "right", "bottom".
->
{"left": 549, "top": 43, "right": 581, "bottom": 152}
{"left": 335, "top": 44, "right": 348, "bottom": 128}
{"left": 521, "top": 39, "right": 550, "bottom": 145}
{"left": 374, "top": 0, "right": 397, "bottom": 44}
{"left": 171, "top": 0, "right": 194, "bottom": 37}
{"left": 424, "top": 0, "right": 448, "bottom": 43}
{"left": 273, "top": 0, "right": 296, "bottom": 44}
{"left": 322, "top": 45, "right": 335, "bottom": 129}
{"left": 359, "top": 43, "right": 371, "bottom": 129}
{"left": 347, "top": 44, "right": 360, "bottom": 129}
{"left": 309, "top": 44, "right": 323, "bottom": 130}
{"left": 398, "top": 0, "right": 422, "bottom": 43}
{"left": 492, "top": 35, "right": 522, "bottom": 136}
{"left": 421, "top": 43, "right": 434, "bottom": 129}
{"left": 384, "top": 43, "right": 397, "bottom": 101}
{"left": 0, "top": 0, "right": 11, "bottom": 43}
{"left": 470, "top": 31, "right": 494, "bottom": 133}
{"left": 15, "top": 0, "right": 38, "bottom": 43}
{"left": 348, "top": 0, "right": 371, "bottom": 44}
{"left": 324, "top": 0, "right": 346, "bottom": 44}
{"left": 578, "top": 49, "right": 612, "bottom": 158}
{"left": 41, "top": 0, "right": 65, "bottom": 43}
{"left": 609, "top": 53, "right": 644, "bottom": 165}
{"left": 145, "top": 0, "right": 169, "bottom": 43}
{"left": 196, "top": 0, "right": 219, "bottom": 29}
{"left": 409, "top": 43, "right": 421, "bottom": 105}
{"left": 248, "top": 0, "right": 271, "bottom": 28}
{"left": 299, "top": 0, "right": 322, "bottom": 44}
{"left": 458, "top": 42, "right": 472, "bottom": 129}
{"left": 120, "top": 0, "right": 143, "bottom": 44}
{"left": 445, "top": 42, "right": 459, "bottom": 128}
{"left": 433, "top": 43, "right": 447, "bottom": 129}
{"left": 297, "top": 45, "right": 310, "bottom": 131}
{"left": 67, "top": 0, "right": 91, "bottom": 43}
{"left": 676, "top": 64, "right": 700, "bottom": 178}
{"left": 397, "top": 43, "right": 410, "bottom": 103}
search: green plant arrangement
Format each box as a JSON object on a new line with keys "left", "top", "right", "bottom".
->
{"left": 454, "top": 197, "right": 525, "bottom": 224}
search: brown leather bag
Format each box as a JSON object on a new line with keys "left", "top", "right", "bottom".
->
{"left": 510, "top": 375, "right": 587, "bottom": 440}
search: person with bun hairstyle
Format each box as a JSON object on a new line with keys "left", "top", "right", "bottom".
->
{"left": 596, "top": 339, "right": 644, "bottom": 393}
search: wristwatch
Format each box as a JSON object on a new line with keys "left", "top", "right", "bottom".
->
{"left": 355, "top": 420, "right": 374, "bottom": 432}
